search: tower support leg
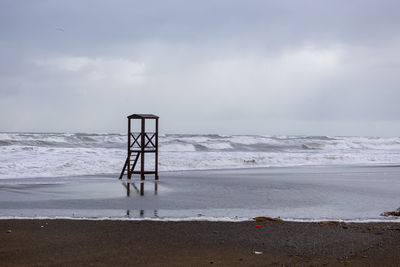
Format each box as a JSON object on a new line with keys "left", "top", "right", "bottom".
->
{"left": 119, "top": 158, "right": 128, "bottom": 179}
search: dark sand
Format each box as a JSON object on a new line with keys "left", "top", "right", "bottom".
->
{"left": 1, "top": 219, "right": 400, "bottom": 266}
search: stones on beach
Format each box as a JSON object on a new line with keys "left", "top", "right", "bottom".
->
{"left": 380, "top": 207, "right": 400, "bottom": 217}
{"left": 252, "top": 251, "right": 263, "bottom": 255}
{"left": 244, "top": 159, "right": 256, "bottom": 164}
{"left": 7, "top": 229, "right": 12, "bottom": 233}
{"left": 253, "top": 216, "right": 283, "bottom": 222}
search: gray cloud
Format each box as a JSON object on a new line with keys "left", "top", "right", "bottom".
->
{"left": 1, "top": 0, "right": 400, "bottom": 136}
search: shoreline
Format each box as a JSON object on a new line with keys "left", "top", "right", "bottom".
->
{"left": 1, "top": 166, "right": 400, "bottom": 265}
{"left": 1, "top": 219, "right": 400, "bottom": 266}
{"left": 0, "top": 216, "right": 399, "bottom": 223}
{"left": 1, "top": 165, "right": 400, "bottom": 221}
{"left": 2, "top": 162, "right": 400, "bottom": 180}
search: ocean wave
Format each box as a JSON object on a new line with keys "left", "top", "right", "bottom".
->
{"left": 1, "top": 132, "right": 400, "bottom": 178}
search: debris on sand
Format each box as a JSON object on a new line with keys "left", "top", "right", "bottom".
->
{"left": 253, "top": 216, "right": 283, "bottom": 222}
{"left": 381, "top": 207, "right": 400, "bottom": 217}
{"left": 318, "top": 221, "right": 347, "bottom": 226}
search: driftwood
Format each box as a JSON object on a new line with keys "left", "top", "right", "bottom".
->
{"left": 253, "top": 216, "right": 283, "bottom": 222}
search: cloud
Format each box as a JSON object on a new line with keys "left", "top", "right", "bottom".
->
{"left": 162, "top": 45, "right": 343, "bottom": 120}
{"left": 35, "top": 56, "right": 146, "bottom": 86}
{"left": 1, "top": 0, "right": 400, "bottom": 135}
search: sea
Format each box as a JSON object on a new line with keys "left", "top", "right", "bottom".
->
{"left": 1, "top": 132, "right": 400, "bottom": 179}
{"left": 1, "top": 132, "right": 400, "bottom": 221}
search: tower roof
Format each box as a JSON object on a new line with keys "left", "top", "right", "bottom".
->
{"left": 127, "top": 114, "right": 159, "bottom": 119}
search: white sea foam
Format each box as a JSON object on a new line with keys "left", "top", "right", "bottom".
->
{"left": 0, "top": 216, "right": 398, "bottom": 223}
{"left": 159, "top": 143, "right": 196, "bottom": 152}
{"left": 1, "top": 133, "right": 400, "bottom": 178}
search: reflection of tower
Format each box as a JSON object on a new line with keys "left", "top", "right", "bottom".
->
{"left": 123, "top": 182, "right": 158, "bottom": 197}
{"left": 119, "top": 114, "right": 159, "bottom": 180}
{"left": 123, "top": 182, "right": 159, "bottom": 218}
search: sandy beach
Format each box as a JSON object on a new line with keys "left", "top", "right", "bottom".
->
{"left": 1, "top": 219, "right": 400, "bottom": 266}
{"left": 1, "top": 167, "right": 399, "bottom": 265}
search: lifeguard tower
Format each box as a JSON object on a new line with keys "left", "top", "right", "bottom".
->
{"left": 119, "top": 114, "right": 159, "bottom": 180}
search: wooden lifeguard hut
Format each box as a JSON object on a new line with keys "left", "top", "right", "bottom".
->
{"left": 119, "top": 114, "right": 159, "bottom": 180}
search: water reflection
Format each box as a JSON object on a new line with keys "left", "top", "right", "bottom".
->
{"left": 125, "top": 208, "right": 158, "bottom": 218}
{"left": 122, "top": 181, "right": 158, "bottom": 218}
{"left": 122, "top": 181, "right": 158, "bottom": 197}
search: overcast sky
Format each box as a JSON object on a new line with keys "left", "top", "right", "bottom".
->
{"left": 1, "top": 0, "right": 400, "bottom": 136}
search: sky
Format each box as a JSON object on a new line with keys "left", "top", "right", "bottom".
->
{"left": 1, "top": 0, "right": 400, "bottom": 136}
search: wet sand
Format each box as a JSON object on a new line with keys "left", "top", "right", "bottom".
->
{"left": 1, "top": 166, "right": 400, "bottom": 221}
{"left": 1, "top": 219, "right": 400, "bottom": 266}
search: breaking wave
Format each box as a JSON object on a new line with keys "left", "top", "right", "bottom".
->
{"left": 1, "top": 132, "right": 400, "bottom": 178}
